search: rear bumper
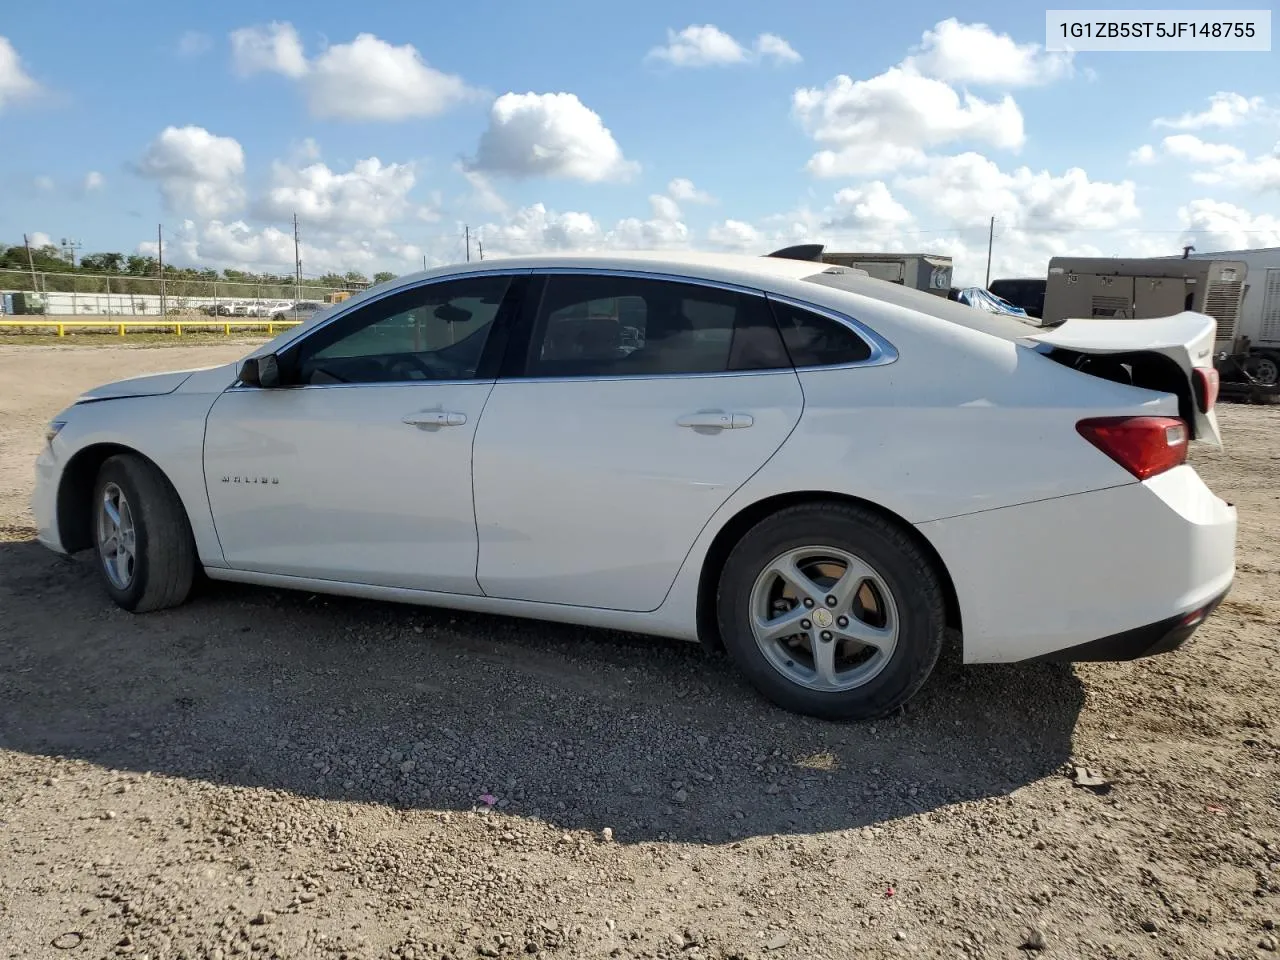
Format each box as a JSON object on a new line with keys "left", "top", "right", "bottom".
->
{"left": 918, "top": 465, "right": 1236, "bottom": 663}
{"left": 1030, "top": 587, "right": 1228, "bottom": 662}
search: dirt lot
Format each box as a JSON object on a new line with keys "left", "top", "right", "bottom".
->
{"left": 1, "top": 341, "right": 1278, "bottom": 960}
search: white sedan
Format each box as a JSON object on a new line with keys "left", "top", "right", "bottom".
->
{"left": 33, "top": 251, "right": 1236, "bottom": 719}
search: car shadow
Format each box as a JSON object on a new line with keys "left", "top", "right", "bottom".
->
{"left": 0, "top": 537, "right": 1085, "bottom": 843}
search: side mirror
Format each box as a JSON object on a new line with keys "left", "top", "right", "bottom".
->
{"left": 239, "top": 353, "right": 282, "bottom": 388}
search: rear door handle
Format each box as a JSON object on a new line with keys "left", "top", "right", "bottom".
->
{"left": 677, "top": 411, "right": 754, "bottom": 430}
{"left": 403, "top": 411, "right": 467, "bottom": 428}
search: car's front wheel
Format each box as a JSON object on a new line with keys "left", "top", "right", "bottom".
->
{"left": 717, "top": 503, "right": 947, "bottom": 720}
{"left": 92, "top": 454, "right": 197, "bottom": 613}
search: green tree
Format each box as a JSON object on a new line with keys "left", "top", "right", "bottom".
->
{"left": 344, "top": 270, "right": 369, "bottom": 286}
{"left": 126, "top": 254, "right": 158, "bottom": 276}
{"left": 80, "top": 252, "right": 125, "bottom": 273}
{"left": 373, "top": 271, "right": 396, "bottom": 284}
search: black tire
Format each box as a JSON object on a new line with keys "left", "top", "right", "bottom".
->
{"left": 716, "top": 502, "right": 947, "bottom": 721}
{"left": 91, "top": 454, "right": 197, "bottom": 613}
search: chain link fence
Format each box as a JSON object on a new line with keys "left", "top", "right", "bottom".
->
{"left": 0, "top": 269, "right": 357, "bottom": 317}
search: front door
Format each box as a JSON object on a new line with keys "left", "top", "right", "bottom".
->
{"left": 203, "top": 273, "right": 522, "bottom": 593}
{"left": 472, "top": 272, "right": 805, "bottom": 611}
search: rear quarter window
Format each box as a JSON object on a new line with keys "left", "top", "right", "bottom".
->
{"left": 769, "top": 300, "right": 872, "bottom": 367}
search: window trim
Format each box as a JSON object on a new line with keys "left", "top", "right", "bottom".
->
{"left": 497, "top": 267, "right": 898, "bottom": 383}
{"left": 228, "top": 269, "right": 530, "bottom": 391}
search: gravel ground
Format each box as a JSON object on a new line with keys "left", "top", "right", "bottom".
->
{"left": 1, "top": 342, "right": 1278, "bottom": 960}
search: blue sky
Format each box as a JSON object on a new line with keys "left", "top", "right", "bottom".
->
{"left": 2, "top": 1, "right": 1278, "bottom": 283}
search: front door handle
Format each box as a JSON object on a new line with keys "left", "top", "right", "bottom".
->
{"left": 677, "top": 410, "right": 754, "bottom": 431}
{"left": 403, "top": 411, "right": 467, "bottom": 428}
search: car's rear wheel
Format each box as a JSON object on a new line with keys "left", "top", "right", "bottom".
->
{"left": 92, "top": 454, "right": 197, "bottom": 613}
{"left": 716, "top": 503, "right": 947, "bottom": 720}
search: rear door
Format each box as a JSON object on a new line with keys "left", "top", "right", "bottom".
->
{"left": 471, "top": 271, "right": 804, "bottom": 611}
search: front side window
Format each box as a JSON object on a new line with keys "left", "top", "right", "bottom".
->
{"left": 290, "top": 275, "right": 511, "bottom": 385}
{"left": 521, "top": 274, "right": 790, "bottom": 378}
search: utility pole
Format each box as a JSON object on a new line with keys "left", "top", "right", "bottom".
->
{"left": 465, "top": 224, "right": 471, "bottom": 263}
{"left": 478, "top": 238, "right": 484, "bottom": 261}
{"left": 293, "top": 212, "right": 302, "bottom": 308}
{"left": 22, "top": 234, "right": 38, "bottom": 291}
{"left": 984, "top": 216, "right": 995, "bottom": 289}
{"left": 60, "top": 237, "right": 82, "bottom": 268}
{"left": 423, "top": 255, "right": 427, "bottom": 271}
{"left": 157, "top": 224, "right": 166, "bottom": 317}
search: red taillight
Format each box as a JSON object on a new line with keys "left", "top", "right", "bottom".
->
{"left": 1193, "top": 366, "right": 1219, "bottom": 412}
{"left": 1076, "top": 416, "right": 1189, "bottom": 481}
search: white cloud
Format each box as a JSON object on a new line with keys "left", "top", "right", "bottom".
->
{"left": 646, "top": 25, "right": 800, "bottom": 67}
{"left": 177, "top": 30, "right": 212, "bottom": 58}
{"left": 755, "top": 33, "right": 802, "bottom": 64}
{"left": 1157, "top": 135, "right": 1280, "bottom": 191}
{"left": 611, "top": 215, "right": 690, "bottom": 249}
{"left": 1154, "top": 92, "right": 1267, "bottom": 130}
{"left": 138, "top": 125, "right": 246, "bottom": 219}
{"left": 259, "top": 157, "right": 417, "bottom": 228}
{"left": 478, "top": 203, "right": 605, "bottom": 257}
{"left": 308, "top": 34, "right": 479, "bottom": 121}
{"left": 83, "top": 171, "right": 105, "bottom": 191}
{"left": 229, "top": 21, "right": 307, "bottom": 78}
{"left": 667, "top": 177, "right": 714, "bottom": 204}
{"left": 153, "top": 219, "right": 429, "bottom": 277}
{"left": 1178, "top": 198, "right": 1280, "bottom": 250}
{"left": 469, "top": 92, "right": 638, "bottom": 182}
{"left": 794, "top": 69, "right": 1024, "bottom": 177}
{"left": 33, "top": 175, "right": 54, "bottom": 192}
{"left": 476, "top": 199, "right": 693, "bottom": 258}
{"left": 0, "top": 36, "right": 40, "bottom": 110}
{"left": 1195, "top": 152, "right": 1280, "bottom": 192}
{"left": 457, "top": 167, "right": 507, "bottom": 214}
{"left": 897, "top": 152, "right": 1139, "bottom": 231}
{"left": 1129, "top": 144, "right": 1157, "bottom": 165}
{"left": 648, "top": 24, "right": 746, "bottom": 66}
{"left": 904, "top": 18, "right": 1072, "bottom": 86}
{"left": 649, "top": 193, "right": 682, "bottom": 222}
{"left": 229, "top": 23, "right": 478, "bottom": 120}
{"left": 28, "top": 231, "right": 52, "bottom": 249}
{"left": 1161, "top": 134, "right": 1246, "bottom": 165}
{"left": 707, "top": 219, "right": 763, "bottom": 251}
{"left": 826, "top": 182, "right": 913, "bottom": 229}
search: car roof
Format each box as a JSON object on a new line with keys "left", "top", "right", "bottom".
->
{"left": 274, "top": 250, "right": 1040, "bottom": 350}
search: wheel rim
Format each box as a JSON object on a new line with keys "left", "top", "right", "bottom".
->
{"left": 1252, "top": 357, "right": 1279, "bottom": 386}
{"left": 96, "top": 482, "right": 136, "bottom": 590}
{"left": 748, "top": 545, "right": 899, "bottom": 692}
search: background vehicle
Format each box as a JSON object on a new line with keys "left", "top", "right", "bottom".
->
{"left": 273, "top": 300, "right": 323, "bottom": 321}
{"left": 767, "top": 245, "right": 953, "bottom": 297}
{"left": 1171, "top": 247, "right": 1280, "bottom": 388}
{"left": 820, "top": 252, "right": 953, "bottom": 297}
{"left": 987, "top": 278, "right": 1046, "bottom": 319}
{"left": 33, "top": 251, "right": 1235, "bottom": 721}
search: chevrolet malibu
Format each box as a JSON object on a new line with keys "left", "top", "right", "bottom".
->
{"left": 33, "top": 251, "right": 1236, "bottom": 719}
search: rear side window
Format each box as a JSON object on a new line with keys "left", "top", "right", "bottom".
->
{"left": 769, "top": 300, "right": 872, "bottom": 367}
{"left": 520, "top": 274, "right": 791, "bottom": 378}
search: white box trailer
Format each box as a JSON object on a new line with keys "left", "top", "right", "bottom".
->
{"left": 765, "top": 245, "right": 954, "bottom": 297}
{"left": 1167, "top": 247, "right": 1280, "bottom": 387}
